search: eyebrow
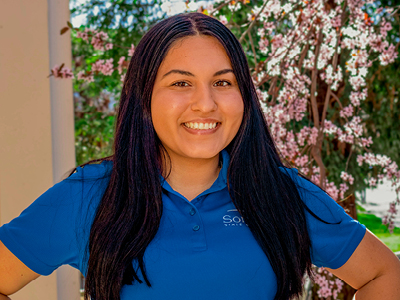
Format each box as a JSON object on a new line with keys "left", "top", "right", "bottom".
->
{"left": 162, "top": 68, "right": 234, "bottom": 78}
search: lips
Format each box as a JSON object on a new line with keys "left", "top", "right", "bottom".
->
{"left": 183, "top": 122, "right": 218, "bottom": 130}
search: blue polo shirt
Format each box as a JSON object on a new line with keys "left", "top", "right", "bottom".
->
{"left": 0, "top": 151, "right": 366, "bottom": 299}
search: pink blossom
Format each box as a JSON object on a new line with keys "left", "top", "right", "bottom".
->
{"left": 339, "top": 183, "right": 349, "bottom": 198}
{"left": 296, "top": 127, "right": 310, "bottom": 146}
{"left": 379, "top": 44, "right": 398, "bottom": 66}
{"left": 350, "top": 91, "right": 361, "bottom": 106}
{"left": 295, "top": 155, "right": 309, "bottom": 167}
{"left": 369, "top": 177, "right": 377, "bottom": 187}
{"left": 377, "top": 154, "right": 392, "bottom": 167}
{"left": 344, "top": 116, "right": 363, "bottom": 138}
{"left": 389, "top": 221, "right": 395, "bottom": 232}
{"left": 323, "top": 120, "right": 338, "bottom": 135}
{"left": 271, "top": 34, "right": 284, "bottom": 52}
{"left": 335, "top": 278, "right": 344, "bottom": 291}
{"left": 389, "top": 202, "right": 398, "bottom": 214}
{"left": 117, "top": 56, "right": 126, "bottom": 74}
{"left": 338, "top": 131, "right": 354, "bottom": 144}
{"left": 91, "top": 31, "right": 109, "bottom": 51}
{"left": 128, "top": 44, "right": 135, "bottom": 56}
{"left": 380, "top": 20, "right": 392, "bottom": 37}
{"left": 77, "top": 70, "right": 86, "bottom": 80}
{"left": 349, "top": 75, "right": 366, "bottom": 91}
{"left": 219, "top": 15, "right": 228, "bottom": 25}
{"left": 370, "top": 36, "right": 389, "bottom": 52}
{"left": 67, "top": 0, "right": 399, "bottom": 225}
{"left": 262, "top": 21, "right": 275, "bottom": 35}
{"left": 321, "top": 65, "right": 343, "bottom": 91}
{"left": 359, "top": 137, "right": 373, "bottom": 147}
{"left": 92, "top": 58, "right": 114, "bottom": 76}
{"left": 77, "top": 71, "right": 86, "bottom": 80}
{"left": 51, "top": 65, "right": 73, "bottom": 79}
{"left": 76, "top": 31, "right": 89, "bottom": 42}
{"left": 341, "top": 171, "right": 354, "bottom": 185}
{"left": 331, "top": 15, "right": 341, "bottom": 27}
{"left": 340, "top": 105, "right": 354, "bottom": 118}
{"left": 308, "top": 127, "right": 319, "bottom": 145}
{"left": 314, "top": 267, "right": 343, "bottom": 299}
{"left": 258, "top": 38, "right": 269, "bottom": 54}
{"left": 105, "top": 43, "right": 113, "bottom": 50}
{"left": 325, "top": 181, "right": 339, "bottom": 200}
{"left": 313, "top": 166, "right": 320, "bottom": 175}
{"left": 311, "top": 175, "right": 320, "bottom": 186}
{"left": 357, "top": 155, "right": 364, "bottom": 166}
{"left": 76, "top": 70, "right": 94, "bottom": 83}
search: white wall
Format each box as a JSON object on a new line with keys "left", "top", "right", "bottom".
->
{"left": 0, "top": 0, "right": 79, "bottom": 298}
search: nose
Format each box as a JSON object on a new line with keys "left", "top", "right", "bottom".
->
{"left": 190, "top": 84, "right": 217, "bottom": 113}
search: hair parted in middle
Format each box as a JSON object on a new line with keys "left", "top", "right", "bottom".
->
{"left": 84, "top": 12, "right": 314, "bottom": 300}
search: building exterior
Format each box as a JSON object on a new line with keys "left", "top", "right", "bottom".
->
{"left": 0, "top": 0, "right": 80, "bottom": 299}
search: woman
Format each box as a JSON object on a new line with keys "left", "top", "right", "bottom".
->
{"left": 0, "top": 12, "right": 399, "bottom": 300}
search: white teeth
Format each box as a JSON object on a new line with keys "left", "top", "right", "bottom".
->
{"left": 184, "top": 122, "right": 218, "bottom": 130}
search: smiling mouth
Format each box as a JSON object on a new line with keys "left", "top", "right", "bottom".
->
{"left": 183, "top": 122, "right": 219, "bottom": 130}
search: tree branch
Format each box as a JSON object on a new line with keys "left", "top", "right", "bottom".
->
{"left": 310, "top": 28, "right": 323, "bottom": 129}
{"left": 310, "top": 28, "right": 325, "bottom": 187}
{"left": 239, "top": 0, "right": 269, "bottom": 43}
{"left": 210, "top": 0, "right": 232, "bottom": 16}
{"left": 248, "top": 31, "right": 258, "bottom": 70}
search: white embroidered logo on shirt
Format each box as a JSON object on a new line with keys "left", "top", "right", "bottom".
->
{"left": 223, "top": 209, "right": 248, "bottom": 227}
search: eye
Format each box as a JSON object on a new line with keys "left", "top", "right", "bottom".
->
{"left": 172, "top": 81, "right": 190, "bottom": 87}
{"left": 214, "top": 80, "right": 231, "bottom": 87}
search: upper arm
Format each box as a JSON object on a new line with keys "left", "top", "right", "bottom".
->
{"left": 327, "top": 229, "right": 400, "bottom": 291}
{"left": 0, "top": 240, "right": 40, "bottom": 295}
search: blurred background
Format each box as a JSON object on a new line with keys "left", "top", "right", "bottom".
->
{"left": 1, "top": 0, "right": 399, "bottom": 299}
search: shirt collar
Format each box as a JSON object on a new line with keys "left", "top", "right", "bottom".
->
{"left": 160, "top": 149, "right": 229, "bottom": 199}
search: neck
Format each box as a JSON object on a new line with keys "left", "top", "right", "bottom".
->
{"left": 162, "top": 153, "right": 221, "bottom": 201}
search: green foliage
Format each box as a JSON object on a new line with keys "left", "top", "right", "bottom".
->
{"left": 75, "top": 106, "right": 115, "bottom": 165}
{"left": 71, "top": 1, "right": 400, "bottom": 204}
{"left": 365, "top": 60, "right": 400, "bottom": 167}
{"left": 70, "top": 0, "right": 164, "bottom": 166}
{"left": 358, "top": 213, "right": 400, "bottom": 251}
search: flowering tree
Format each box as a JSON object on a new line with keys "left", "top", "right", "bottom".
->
{"left": 59, "top": 0, "right": 400, "bottom": 230}
{"left": 237, "top": 0, "right": 400, "bottom": 227}
{"left": 53, "top": 0, "right": 400, "bottom": 298}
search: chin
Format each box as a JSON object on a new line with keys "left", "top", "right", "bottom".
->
{"left": 183, "top": 149, "right": 221, "bottom": 160}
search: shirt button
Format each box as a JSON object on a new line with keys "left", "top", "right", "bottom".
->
{"left": 192, "top": 225, "right": 200, "bottom": 231}
{"left": 189, "top": 208, "right": 196, "bottom": 216}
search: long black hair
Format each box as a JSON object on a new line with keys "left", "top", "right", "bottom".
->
{"left": 83, "top": 12, "right": 313, "bottom": 300}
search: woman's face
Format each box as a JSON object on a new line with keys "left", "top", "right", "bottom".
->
{"left": 151, "top": 35, "right": 244, "bottom": 165}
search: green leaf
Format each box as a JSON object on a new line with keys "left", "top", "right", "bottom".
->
{"left": 60, "top": 27, "right": 69, "bottom": 35}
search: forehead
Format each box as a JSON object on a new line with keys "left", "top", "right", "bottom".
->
{"left": 158, "top": 35, "right": 232, "bottom": 71}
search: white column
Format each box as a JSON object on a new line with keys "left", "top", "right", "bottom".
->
{"left": 0, "top": 0, "right": 79, "bottom": 299}
{"left": 47, "top": 0, "right": 81, "bottom": 299}
{"left": 0, "top": 0, "right": 57, "bottom": 299}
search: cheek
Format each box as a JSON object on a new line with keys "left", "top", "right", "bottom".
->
{"left": 231, "top": 96, "right": 245, "bottom": 126}
{"left": 152, "top": 91, "right": 188, "bottom": 117}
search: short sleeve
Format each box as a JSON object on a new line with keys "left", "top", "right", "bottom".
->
{"left": 282, "top": 168, "right": 366, "bottom": 269}
{"left": 0, "top": 162, "right": 111, "bottom": 275}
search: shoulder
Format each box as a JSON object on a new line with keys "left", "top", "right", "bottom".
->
{"left": 0, "top": 161, "right": 114, "bottom": 276}
{"left": 67, "top": 160, "right": 113, "bottom": 181}
{"left": 62, "top": 160, "right": 113, "bottom": 196}
{"left": 279, "top": 167, "right": 366, "bottom": 268}
{"left": 279, "top": 167, "right": 344, "bottom": 223}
